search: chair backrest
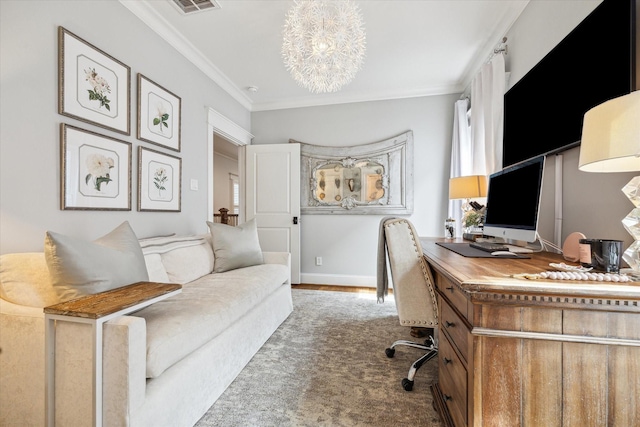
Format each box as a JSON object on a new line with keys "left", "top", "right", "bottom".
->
{"left": 383, "top": 218, "right": 438, "bottom": 327}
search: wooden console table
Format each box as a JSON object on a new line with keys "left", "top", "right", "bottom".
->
{"left": 421, "top": 238, "right": 640, "bottom": 427}
{"left": 44, "top": 281, "right": 182, "bottom": 427}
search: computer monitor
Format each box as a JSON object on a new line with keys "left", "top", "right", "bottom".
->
{"left": 483, "top": 156, "right": 545, "bottom": 243}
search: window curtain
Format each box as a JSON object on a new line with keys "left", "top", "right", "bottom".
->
{"left": 448, "top": 53, "right": 505, "bottom": 236}
{"left": 469, "top": 53, "right": 505, "bottom": 175}
{"left": 448, "top": 98, "right": 471, "bottom": 237}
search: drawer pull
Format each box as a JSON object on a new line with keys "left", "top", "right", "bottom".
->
{"left": 444, "top": 394, "right": 453, "bottom": 402}
{"left": 443, "top": 357, "right": 452, "bottom": 365}
{"left": 445, "top": 321, "right": 455, "bottom": 328}
{"left": 445, "top": 286, "right": 454, "bottom": 293}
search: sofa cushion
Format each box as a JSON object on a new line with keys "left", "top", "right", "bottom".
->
{"left": 143, "top": 254, "right": 171, "bottom": 283}
{"left": 139, "top": 235, "right": 214, "bottom": 284}
{"left": 139, "top": 234, "right": 203, "bottom": 255}
{"left": 44, "top": 221, "right": 149, "bottom": 303}
{"left": 0, "top": 253, "right": 60, "bottom": 308}
{"left": 136, "top": 263, "right": 289, "bottom": 378}
{"left": 160, "top": 242, "right": 214, "bottom": 284}
{"left": 207, "top": 219, "right": 263, "bottom": 273}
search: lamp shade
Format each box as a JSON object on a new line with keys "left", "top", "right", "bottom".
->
{"left": 579, "top": 90, "right": 640, "bottom": 173}
{"left": 449, "top": 175, "right": 487, "bottom": 199}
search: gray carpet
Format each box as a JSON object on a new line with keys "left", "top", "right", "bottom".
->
{"left": 195, "top": 289, "right": 443, "bottom": 427}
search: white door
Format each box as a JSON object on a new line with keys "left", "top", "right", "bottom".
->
{"left": 245, "top": 144, "right": 301, "bottom": 284}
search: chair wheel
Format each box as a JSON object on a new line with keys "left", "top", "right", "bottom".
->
{"left": 402, "top": 378, "right": 414, "bottom": 391}
{"left": 385, "top": 348, "right": 395, "bottom": 358}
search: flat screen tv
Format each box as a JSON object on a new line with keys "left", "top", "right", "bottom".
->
{"left": 483, "top": 156, "right": 545, "bottom": 243}
{"left": 502, "top": 0, "right": 637, "bottom": 168}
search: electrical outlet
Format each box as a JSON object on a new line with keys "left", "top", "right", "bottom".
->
{"left": 315, "top": 256, "right": 322, "bottom": 266}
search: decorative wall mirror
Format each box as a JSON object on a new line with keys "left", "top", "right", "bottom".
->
{"left": 293, "top": 131, "right": 413, "bottom": 214}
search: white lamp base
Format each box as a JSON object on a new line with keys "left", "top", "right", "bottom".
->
{"left": 622, "top": 176, "right": 640, "bottom": 272}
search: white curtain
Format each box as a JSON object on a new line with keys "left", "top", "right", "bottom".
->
{"left": 448, "top": 98, "right": 470, "bottom": 237}
{"left": 469, "top": 53, "right": 506, "bottom": 175}
{"left": 448, "top": 53, "right": 505, "bottom": 236}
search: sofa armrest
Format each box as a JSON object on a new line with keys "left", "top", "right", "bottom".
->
{"left": 103, "top": 315, "right": 147, "bottom": 427}
{"left": 262, "top": 251, "right": 290, "bottom": 268}
{"left": 0, "top": 299, "right": 46, "bottom": 426}
{"left": 262, "top": 252, "right": 291, "bottom": 286}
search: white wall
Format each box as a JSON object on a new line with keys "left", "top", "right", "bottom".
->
{"left": 0, "top": 0, "right": 250, "bottom": 253}
{"left": 252, "top": 95, "right": 458, "bottom": 285}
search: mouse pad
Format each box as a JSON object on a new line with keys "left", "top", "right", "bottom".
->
{"left": 436, "top": 242, "right": 530, "bottom": 259}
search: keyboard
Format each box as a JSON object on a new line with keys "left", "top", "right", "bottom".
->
{"left": 470, "top": 242, "right": 509, "bottom": 253}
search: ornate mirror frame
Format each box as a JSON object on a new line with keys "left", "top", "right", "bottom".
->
{"left": 293, "top": 131, "right": 413, "bottom": 215}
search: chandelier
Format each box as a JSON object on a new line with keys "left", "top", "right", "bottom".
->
{"left": 282, "top": 0, "right": 366, "bottom": 93}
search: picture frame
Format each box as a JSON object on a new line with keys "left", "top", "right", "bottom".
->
{"left": 58, "top": 27, "right": 131, "bottom": 135}
{"left": 138, "top": 147, "right": 182, "bottom": 212}
{"left": 137, "top": 74, "right": 182, "bottom": 152}
{"left": 60, "top": 124, "right": 131, "bottom": 211}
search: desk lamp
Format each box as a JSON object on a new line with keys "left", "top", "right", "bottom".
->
{"left": 579, "top": 90, "right": 640, "bottom": 272}
{"left": 449, "top": 175, "right": 487, "bottom": 234}
{"left": 449, "top": 175, "right": 487, "bottom": 212}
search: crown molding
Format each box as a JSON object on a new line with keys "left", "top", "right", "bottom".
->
{"left": 118, "top": 0, "right": 252, "bottom": 111}
{"left": 251, "top": 83, "right": 464, "bottom": 112}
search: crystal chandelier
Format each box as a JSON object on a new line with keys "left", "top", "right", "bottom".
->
{"left": 282, "top": 0, "right": 366, "bottom": 93}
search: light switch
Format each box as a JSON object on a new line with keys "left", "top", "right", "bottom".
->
{"left": 190, "top": 179, "right": 199, "bottom": 191}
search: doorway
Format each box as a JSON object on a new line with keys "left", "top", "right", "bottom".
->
{"left": 213, "top": 134, "right": 239, "bottom": 224}
{"left": 206, "top": 108, "right": 253, "bottom": 225}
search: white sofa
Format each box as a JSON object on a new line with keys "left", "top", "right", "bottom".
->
{"left": 0, "top": 231, "right": 293, "bottom": 427}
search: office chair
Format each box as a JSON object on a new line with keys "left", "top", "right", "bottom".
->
{"left": 378, "top": 217, "right": 438, "bottom": 391}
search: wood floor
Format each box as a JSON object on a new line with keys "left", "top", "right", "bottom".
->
{"left": 293, "top": 284, "right": 387, "bottom": 294}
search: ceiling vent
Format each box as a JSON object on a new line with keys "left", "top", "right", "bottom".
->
{"left": 172, "top": 0, "right": 220, "bottom": 14}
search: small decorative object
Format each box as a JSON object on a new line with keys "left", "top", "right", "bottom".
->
{"left": 282, "top": 0, "right": 366, "bottom": 93}
{"left": 137, "top": 74, "right": 182, "bottom": 152}
{"left": 462, "top": 208, "right": 485, "bottom": 234}
{"left": 60, "top": 124, "right": 131, "bottom": 210}
{"left": 445, "top": 218, "right": 456, "bottom": 239}
{"left": 58, "top": 27, "right": 131, "bottom": 135}
{"left": 138, "top": 147, "right": 181, "bottom": 212}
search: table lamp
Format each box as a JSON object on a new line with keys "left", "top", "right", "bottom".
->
{"left": 449, "top": 175, "right": 487, "bottom": 235}
{"left": 578, "top": 90, "right": 640, "bottom": 272}
{"left": 449, "top": 175, "right": 487, "bottom": 212}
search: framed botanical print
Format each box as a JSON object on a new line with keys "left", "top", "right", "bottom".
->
{"left": 138, "top": 147, "right": 181, "bottom": 212}
{"left": 61, "top": 124, "right": 131, "bottom": 210}
{"left": 58, "top": 27, "right": 131, "bottom": 135}
{"left": 137, "top": 74, "right": 181, "bottom": 152}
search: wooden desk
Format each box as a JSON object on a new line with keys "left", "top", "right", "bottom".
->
{"left": 421, "top": 238, "right": 640, "bottom": 427}
{"left": 44, "top": 282, "right": 182, "bottom": 427}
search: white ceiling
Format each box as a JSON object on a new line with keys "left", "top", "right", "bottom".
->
{"left": 120, "top": 0, "right": 529, "bottom": 112}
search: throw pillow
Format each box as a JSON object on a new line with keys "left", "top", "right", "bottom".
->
{"left": 44, "top": 221, "right": 149, "bottom": 303}
{"left": 207, "top": 219, "right": 263, "bottom": 273}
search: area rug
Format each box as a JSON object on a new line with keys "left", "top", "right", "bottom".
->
{"left": 195, "top": 289, "right": 443, "bottom": 427}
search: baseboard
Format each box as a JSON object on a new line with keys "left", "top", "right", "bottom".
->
{"left": 299, "top": 273, "right": 376, "bottom": 287}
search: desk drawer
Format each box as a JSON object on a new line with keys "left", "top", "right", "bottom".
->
{"left": 439, "top": 335, "right": 468, "bottom": 427}
{"left": 440, "top": 298, "right": 469, "bottom": 361}
{"left": 436, "top": 274, "right": 468, "bottom": 320}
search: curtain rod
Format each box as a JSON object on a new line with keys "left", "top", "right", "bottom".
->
{"left": 458, "top": 37, "right": 509, "bottom": 102}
